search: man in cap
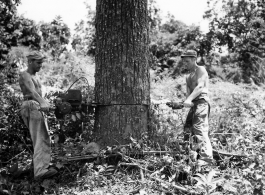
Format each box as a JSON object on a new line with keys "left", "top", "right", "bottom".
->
{"left": 19, "top": 51, "right": 58, "bottom": 179}
{"left": 168, "top": 50, "right": 213, "bottom": 165}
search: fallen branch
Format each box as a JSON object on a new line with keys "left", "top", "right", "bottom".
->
{"left": 142, "top": 151, "right": 181, "bottom": 155}
{"left": 56, "top": 154, "right": 98, "bottom": 161}
{"left": 130, "top": 149, "right": 248, "bottom": 158}
{"left": 139, "top": 169, "right": 145, "bottom": 182}
{"left": 1, "top": 149, "right": 26, "bottom": 164}
{"left": 149, "top": 176, "right": 199, "bottom": 194}
{"left": 52, "top": 148, "right": 247, "bottom": 163}
{"left": 213, "top": 149, "right": 248, "bottom": 158}
{"left": 126, "top": 150, "right": 182, "bottom": 156}
{"left": 118, "top": 162, "right": 151, "bottom": 173}
{"left": 211, "top": 133, "right": 240, "bottom": 135}
{"left": 150, "top": 167, "right": 165, "bottom": 178}
{"left": 119, "top": 160, "right": 199, "bottom": 194}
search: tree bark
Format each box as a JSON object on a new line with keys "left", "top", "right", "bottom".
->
{"left": 94, "top": 0, "right": 150, "bottom": 146}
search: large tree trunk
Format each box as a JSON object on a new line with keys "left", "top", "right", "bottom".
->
{"left": 94, "top": 0, "right": 150, "bottom": 146}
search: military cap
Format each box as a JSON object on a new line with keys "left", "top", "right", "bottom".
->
{"left": 181, "top": 50, "right": 197, "bottom": 58}
{"left": 26, "top": 51, "right": 46, "bottom": 60}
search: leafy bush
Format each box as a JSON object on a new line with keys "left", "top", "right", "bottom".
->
{"left": 0, "top": 84, "right": 32, "bottom": 162}
{"left": 71, "top": 4, "right": 96, "bottom": 56}
{"left": 204, "top": 0, "right": 265, "bottom": 84}
{"left": 40, "top": 16, "right": 71, "bottom": 60}
{"left": 0, "top": 0, "right": 41, "bottom": 67}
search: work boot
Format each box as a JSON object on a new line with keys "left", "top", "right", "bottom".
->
{"left": 35, "top": 167, "right": 58, "bottom": 180}
{"left": 197, "top": 158, "right": 214, "bottom": 166}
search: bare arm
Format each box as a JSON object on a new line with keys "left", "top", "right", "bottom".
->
{"left": 19, "top": 72, "right": 49, "bottom": 108}
{"left": 186, "top": 67, "right": 208, "bottom": 102}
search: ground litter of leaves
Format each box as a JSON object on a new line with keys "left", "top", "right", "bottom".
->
{"left": 1, "top": 133, "right": 265, "bottom": 195}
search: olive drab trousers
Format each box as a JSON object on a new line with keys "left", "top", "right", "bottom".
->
{"left": 184, "top": 99, "right": 213, "bottom": 161}
{"left": 20, "top": 100, "right": 51, "bottom": 178}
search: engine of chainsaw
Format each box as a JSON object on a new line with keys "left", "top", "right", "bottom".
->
{"left": 54, "top": 89, "right": 93, "bottom": 119}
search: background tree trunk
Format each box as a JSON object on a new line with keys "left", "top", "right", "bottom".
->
{"left": 94, "top": 0, "right": 150, "bottom": 146}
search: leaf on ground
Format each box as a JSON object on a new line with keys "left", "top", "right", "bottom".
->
{"left": 41, "top": 179, "right": 54, "bottom": 189}
{"left": 76, "top": 112, "right": 81, "bottom": 119}
{"left": 139, "top": 189, "right": 147, "bottom": 195}
{"left": 9, "top": 163, "right": 18, "bottom": 174}
{"left": 81, "top": 142, "right": 100, "bottom": 154}
{"left": 71, "top": 114, "right": 76, "bottom": 121}
{"left": 210, "top": 192, "right": 223, "bottom": 195}
{"left": 56, "top": 162, "right": 64, "bottom": 169}
{"left": 223, "top": 181, "right": 237, "bottom": 193}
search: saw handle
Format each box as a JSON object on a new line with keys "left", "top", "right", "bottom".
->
{"left": 39, "top": 106, "right": 56, "bottom": 112}
{"left": 166, "top": 102, "right": 184, "bottom": 109}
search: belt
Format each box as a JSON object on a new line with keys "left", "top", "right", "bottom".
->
{"left": 23, "top": 97, "right": 33, "bottom": 101}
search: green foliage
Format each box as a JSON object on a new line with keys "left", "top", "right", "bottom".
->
{"left": 71, "top": 4, "right": 96, "bottom": 56}
{"left": 204, "top": 0, "right": 265, "bottom": 83}
{"left": 193, "top": 170, "right": 224, "bottom": 194}
{"left": 160, "top": 14, "right": 187, "bottom": 34}
{"left": 149, "top": 76, "right": 187, "bottom": 144}
{"left": 149, "top": 13, "right": 212, "bottom": 78}
{"left": 148, "top": 0, "right": 162, "bottom": 32}
{"left": 209, "top": 93, "right": 265, "bottom": 194}
{"left": 39, "top": 51, "right": 95, "bottom": 94}
{"left": 0, "top": 47, "right": 29, "bottom": 87}
{"left": 0, "top": 47, "right": 32, "bottom": 162}
{"left": 0, "top": 0, "right": 21, "bottom": 65}
{"left": 0, "top": 0, "right": 41, "bottom": 67}
{"left": 71, "top": 0, "right": 162, "bottom": 57}
{"left": 150, "top": 14, "right": 204, "bottom": 58}
{"left": 40, "top": 16, "right": 71, "bottom": 60}
{"left": 15, "top": 16, "right": 41, "bottom": 49}
{"left": 0, "top": 85, "right": 32, "bottom": 162}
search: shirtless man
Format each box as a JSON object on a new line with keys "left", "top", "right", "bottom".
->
{"left": 168, "top": 50, "right": 213, "bottom": 165}
{"left": 19, "top": 51, "right": 57, "bottom": 179}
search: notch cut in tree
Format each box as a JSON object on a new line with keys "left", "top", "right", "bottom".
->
{"left": 94, "top": 0, "right": 150, "bottom": 146}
